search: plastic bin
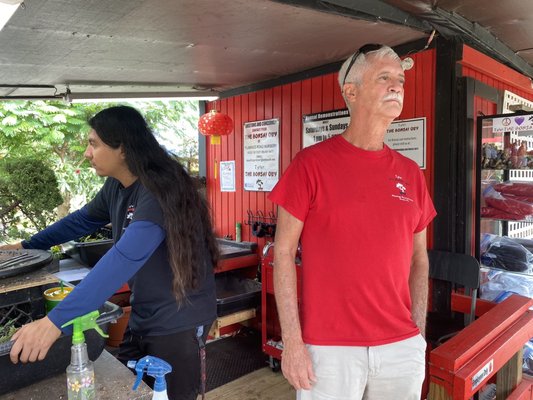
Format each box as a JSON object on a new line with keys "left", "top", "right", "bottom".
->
{"left": 68, "top": 239, "right": 113, "bottom": 267}
{"left": 0, "top": 283, "right": 122, "bottom": 395}
{"left": 64, "top": 228, "right": 114, "bottom": 267}
{"left": 215, "top": 273, "right": 261, "bottom": 316}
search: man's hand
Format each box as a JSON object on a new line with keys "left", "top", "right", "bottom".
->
{"left": 10, "top": 317, "right": 61, "bottom": 363}
{"left": 0, "top": 242, "right": 23, "bottom": 250}
{"left": 281, "top": 339, "right": 317, "bottom": 390}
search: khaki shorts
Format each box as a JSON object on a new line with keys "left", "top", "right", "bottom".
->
{"left": 297, "top": 334, "right": 427, "bottom": 400}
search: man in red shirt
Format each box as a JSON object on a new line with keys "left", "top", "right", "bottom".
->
{"left": 268, "top": 44, "right": 436, "bottom": 399}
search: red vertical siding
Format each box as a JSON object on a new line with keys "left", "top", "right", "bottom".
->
{"left": 461, "top": 45, "right": 533, "bottom": 102}
{"left": 205, "top": 49, "right": 437, "bottom": 246}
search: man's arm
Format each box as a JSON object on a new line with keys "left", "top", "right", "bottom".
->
{"left": 273, "top": 206, "right": 315, "bottom": 390}
{"left": 409, "top": 228, "right": 429, "bottom": 337}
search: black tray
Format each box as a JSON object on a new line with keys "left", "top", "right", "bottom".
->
{"left": 63, "top": 227, "right": 113, "bottom": 268}
{"left": 66, "top": 239, "right": 114, "bottom": 267}
{"left": 216, "top": 238, "right": 257, "bottom": 260}
{"left": 0, "top": 249, "right": 53, "bottom": 279}
{"left": 0, "top": 288, "right": 122, "bottom": 395}
{"left": 215, "top": 273, "right": 261, "bottom": 316}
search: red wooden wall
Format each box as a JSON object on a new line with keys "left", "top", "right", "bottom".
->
{"left": 205, "top": 48, "right": 437, "bottom": 247}
{"left": 461, "top": 45, "right": 533, "bottom": 101}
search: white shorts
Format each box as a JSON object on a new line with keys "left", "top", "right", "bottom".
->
{"left": 297, "top": 334, "right": 427, "bottom": 400}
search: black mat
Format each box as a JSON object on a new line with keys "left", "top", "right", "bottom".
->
{"left": 206, "top": 328, "right": 268, "bottom": 392}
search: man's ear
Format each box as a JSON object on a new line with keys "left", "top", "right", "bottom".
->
{"left": 119, "top": 145, "right": 126, "bottom": 159}
{"left": 343, "top": 83, "right": 357, "bottom": 102}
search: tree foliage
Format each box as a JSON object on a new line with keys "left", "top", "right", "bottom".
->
{"left": 0, "top": 158, "right": 63, "bottom": 237}
{"left": 0, "top": 99, "right": 199, "bottom": 241}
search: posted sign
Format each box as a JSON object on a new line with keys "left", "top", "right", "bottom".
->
{"left": 243, "top": 118, "right": 280, "bottom": 191}
{"left": 384, "top": 117, "right": 426, "bottom": 169}
{"left": 220, "top": 160, "right": 236, "bottom": 192}
{"left": 303, "top": 110, "right": 426, "bottom": 168}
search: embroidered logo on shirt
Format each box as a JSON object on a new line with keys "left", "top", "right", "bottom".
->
{"left": 396, "top": 182, "right": 407, "bottom": 195}
{"left": 123, "top": 204, "right": 135, "bottom": 230}
{"left": 390, "top": 175, "right": 414, "bottom": 202}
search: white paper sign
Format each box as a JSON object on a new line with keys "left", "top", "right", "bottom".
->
{"left": 302, "top": 110, "right": 426, "bottom": 168}
{"left": 384, "top": 117, "right": 426, "bottom": 169}
{"left": 302, "top": 109, "right": 350, "bottom": 148}
{"left": 243, "top": 118, "right": 280, "bottom": 191}
{"left": 220, "top": 160, "right": 236, "bottom": 192}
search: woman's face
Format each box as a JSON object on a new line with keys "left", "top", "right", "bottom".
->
{"left": 84, "top": 129, "right": 127, "bottom": 178}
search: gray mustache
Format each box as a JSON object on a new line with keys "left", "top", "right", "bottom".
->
{"left": 383, "top": 93, "right": 403, "bottom": 103}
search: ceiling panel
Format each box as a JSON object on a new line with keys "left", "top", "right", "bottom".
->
{"left": 0, "top": 0, "right": 426, "bottom": 98}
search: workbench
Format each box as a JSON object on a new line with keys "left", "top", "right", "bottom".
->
{"left": 0, "top": 350, "right": 152, "bottom": 399}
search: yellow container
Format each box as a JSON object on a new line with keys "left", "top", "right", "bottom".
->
{"left": 43, "top": 286, "right": 73, "bottom": 314}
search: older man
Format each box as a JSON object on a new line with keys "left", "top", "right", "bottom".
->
{"left": 268, "top": 44, "right": 436, "bottom": 400}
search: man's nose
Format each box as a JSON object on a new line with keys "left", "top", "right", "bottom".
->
{"left": 389, "top": 80, "right": 403, "bottom": 92}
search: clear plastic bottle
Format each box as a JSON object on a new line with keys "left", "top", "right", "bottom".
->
{"left": 62, "top": 310, "right": 107, "bottom": 400}
{"left": 66, "top": 343, "right": 96, "bottom": 400}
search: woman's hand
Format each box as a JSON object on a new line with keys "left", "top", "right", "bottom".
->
{"left": 10, "top": 317, "right": 61, "bottom": 363}
{"left": 0, "top": 242, "right": 23, "bottom": 250}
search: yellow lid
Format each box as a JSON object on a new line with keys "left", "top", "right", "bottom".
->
{"left": 43, "top": 286, "right": 72, "bottom": 301}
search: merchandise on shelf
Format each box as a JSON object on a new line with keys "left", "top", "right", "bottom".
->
{"left": 480, "top": 234, "right": 533, "bottom": 273}
{"left": 494, "top": 181, "right": 533, "bottom": 198}
{"left": 480, "top": 268, "right": 533, "bottom": 301}
{"left": 482, "top": 185, "right": 533, "bottom": 220}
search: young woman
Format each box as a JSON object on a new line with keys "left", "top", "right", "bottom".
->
{"left": 2, "top": 105, "right": 218, "bottom": 400}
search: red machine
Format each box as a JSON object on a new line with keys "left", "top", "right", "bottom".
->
{"left": 261, "top": 242, "right": 302, "bottom": 371}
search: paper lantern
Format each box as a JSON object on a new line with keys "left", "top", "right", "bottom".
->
{"left": 198, "top": 110, "right": 233, "bottom": 145}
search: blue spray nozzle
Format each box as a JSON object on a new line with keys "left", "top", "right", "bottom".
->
{"left": 128, "top": 356, "right": 172, "bottom": 392}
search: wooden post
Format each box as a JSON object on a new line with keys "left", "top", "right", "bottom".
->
{"left": 497, "top": 349, "right": 524, "bottom": 400}
{"left": 428, "top": 381, "right": 452, "bottom": 400}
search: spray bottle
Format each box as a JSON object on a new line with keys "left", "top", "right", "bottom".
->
{"left": 61, "top": 310, "right": 108, "bottom": 400}
{"left": 128, "top": 356, "right": 172, "bottom": 400}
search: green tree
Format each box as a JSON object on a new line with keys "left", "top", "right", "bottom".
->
{"left": 0, "top": 158, "right": 63, "bottom": 239}
{"left": 0, "top": 100, "right": 199, "bottom": 219}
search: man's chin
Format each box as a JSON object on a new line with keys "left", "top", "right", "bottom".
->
{"left": 384, "top": 105, "right": 403, "bottom": 118}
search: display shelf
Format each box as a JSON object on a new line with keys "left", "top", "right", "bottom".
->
{"left": 481, "top": 217, "right": 533, "bottom": 223}
{"left": 477, "top": 113, "right": 533, "bottom": 307}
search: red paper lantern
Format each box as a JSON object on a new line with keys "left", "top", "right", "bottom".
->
{"left": 198, "top": 110, "right": 233, "bottom": 145}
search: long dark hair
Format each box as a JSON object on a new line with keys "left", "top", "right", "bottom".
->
{"left": 88, "top": 105, "right": 218, "bottom": 302}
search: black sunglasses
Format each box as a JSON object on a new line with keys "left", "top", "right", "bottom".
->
{"left": 342, "top": 43, "right": 383, "bottom": 86}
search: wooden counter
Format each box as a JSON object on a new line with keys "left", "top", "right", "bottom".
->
{"left": 0, "top": 350, "right": 152, "bottom": 399}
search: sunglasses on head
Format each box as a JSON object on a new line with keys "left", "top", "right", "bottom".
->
{"left": 342, "top": 43, "right": 383, "bottom": 86}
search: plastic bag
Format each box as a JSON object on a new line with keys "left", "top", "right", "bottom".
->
{"left": 483, "top": 186, "right": 533, "bottom": 219}
{"left": 480, "top": 268, "right": 533, "bottom": 301}
{"left": 480, "top": 234, "right": 533, "bottom": 273}
{"left": 494, "top": 181, "right": 533, "bottom": 198}
{"left": 481, "top": 206, "right": 524, "bottom": 220}
{"left": 510, "top": 237, "right": 533, "bottom": 253}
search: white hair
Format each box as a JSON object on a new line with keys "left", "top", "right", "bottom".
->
{"left": 338, "top": 45, "right": 401, "bottom": 88}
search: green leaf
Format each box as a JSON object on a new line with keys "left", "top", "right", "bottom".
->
{"left": 2, "top": 116, "right": 17, "bottom": 126}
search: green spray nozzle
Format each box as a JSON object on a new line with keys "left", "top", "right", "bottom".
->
{"left": 61, "top": 310, "right": 108, "bottom": 345}
{"left": 128, "top": 356, "right": 172, "bottom": 392}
